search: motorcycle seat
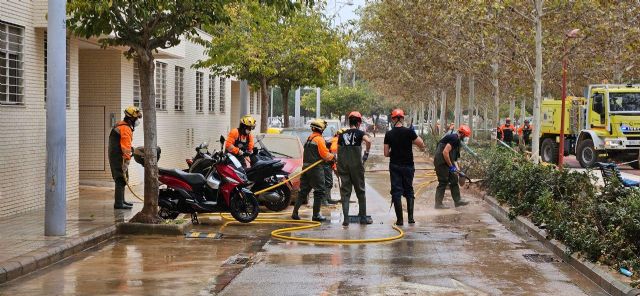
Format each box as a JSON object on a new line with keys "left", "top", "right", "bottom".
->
{"left": 247, "top": 159, "right": 282, "bottom": 172}
{"left": 159, "top": 168, "right": 207, "bottom": 187}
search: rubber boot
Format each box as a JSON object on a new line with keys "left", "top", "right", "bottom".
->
{"left": 114, "top": 182, "right": 132, "bottom": 210}
{"left": 291, "top": 197, "right": 304, "bottom": 220}
{"left": 312, "top": 197, "right": 326, "bottom": 222}
{"left": 393, "top": 199, "right": 403, "bottom": 226}
{"left": 342, "top": 196, "right": 349, "bottom": 226}
{"left": 450, "top": 182, "right": 469, "bottom": 207}
{"left": 407, "top": 197, "right": 415, "bottom": 224}
{"left": 434, "top": 185, "right": 448, "bottom": 209}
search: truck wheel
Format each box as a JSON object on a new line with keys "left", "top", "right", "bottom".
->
{"left": 540, "top": 138, "right": 559, "bottom": 164}
{"left": 577, "top": 139, "right": 599, "bottom": 168}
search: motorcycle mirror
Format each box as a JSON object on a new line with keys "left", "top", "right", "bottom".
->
{"left": 219, "top": 135, "right": 225, "bottom": 144}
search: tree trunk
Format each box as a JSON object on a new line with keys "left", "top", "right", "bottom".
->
{"left": 509, "top": 99, "right": 515, "bottom": 121}
{"left": 468, "top": 75, "right": 475, "bottom": 138}
{"left": 483, "top": 106, "right": 488, "bottom": 136}
{"left": 455, "top": 74, "right": 462, "bottom": 127}
{"left": 531, "top": 0, "right": 544, "bottom": 164}
{"left": 491, "top": 62, "right": 500, "bottom": 131}
{"left": 130, "top": 52, "right": 161, "bottom": 224}
{"left": 260, "top": 77, "right": 269, "bottom": 133}
{"left": 282, "top": 86, "right": 290, "bottom": 128}
{"left": 439, "top": 90, "right": 446, "bottom": 135}
{"left": 520, "top": 99, "right": 526, "bottom": 125}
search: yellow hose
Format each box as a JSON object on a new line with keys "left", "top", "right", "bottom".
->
{"left": 252, "top": 159, "right": 325, "bottom": 195}
{"left": 217, "top": 213, "right": 405, "bottom": 244}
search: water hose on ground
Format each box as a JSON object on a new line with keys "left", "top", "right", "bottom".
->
{"left": 215, "top": 212, "right": 405, "bottom": 244}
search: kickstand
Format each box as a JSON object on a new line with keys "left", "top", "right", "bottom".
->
{"left": 191, "top": 213, "right": 199, "bottom": 225}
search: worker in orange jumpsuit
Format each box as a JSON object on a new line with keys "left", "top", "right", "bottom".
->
{"left": 291, "top": 119, "right": 335, "bottom": 222}
{"left": 225, "top": 115, "right": 256, "bottom": 167}
{"left": 108, "top": 106, "right": 142, "bottom": 210}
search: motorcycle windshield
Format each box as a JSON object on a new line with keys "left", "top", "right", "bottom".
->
{"left": 228, "top": 154, "right": 243, "bottom": 170}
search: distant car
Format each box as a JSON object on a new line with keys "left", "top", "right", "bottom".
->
{"left": 259, "top": 134, "right": 304, "bottom": 203}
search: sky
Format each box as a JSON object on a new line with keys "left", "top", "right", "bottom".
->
{"left": 324, "top": 0, "right": 365, "bottom": 27}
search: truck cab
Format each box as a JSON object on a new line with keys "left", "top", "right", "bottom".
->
{"left": 539, "top": 84, "right": 640, "bottom": 168}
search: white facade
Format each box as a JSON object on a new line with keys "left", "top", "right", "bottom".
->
{"left": 0, "top": 2, "right": 263, "bottom": 217}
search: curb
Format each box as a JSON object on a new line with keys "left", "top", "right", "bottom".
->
{"left": 116, "top": 221, "right": 193, "bottom": 236}
{"left": 0, "top": 225, "right": 116, "bottom": 285}
{"left": 482, "top": 194, "right": 640, "bottom": 296}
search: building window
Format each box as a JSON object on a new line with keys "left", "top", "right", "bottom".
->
{"left": 219, "top": 77, "right": 226, "bottom": 114}
{"left": 195, "top": 71, "right": 204, "bottom": 112}
{"left": 155, "top": 61, "right": 167, "bottom": 110}
{"left": 1, "top": 22, "right": 24, "bottom": 105}
{"left": 174, "top": 66, "right": 184, "bottom": 111}
{"left": 250, "top": 91, "right": 255, "bottom": 114}
{"left": 133, "top": 57, "right": 140, "bottom": 107}
{"left": 257, "top": 91, "right": 261, "bottom": 115}
{"left": 44, "top": 35, "right": 70, "bottom": 107}
{"left": 208, "top": 74, "right": 216, "bottom": 112}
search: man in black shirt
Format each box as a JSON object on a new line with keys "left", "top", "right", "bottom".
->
{"left": 338, "top": 111, "right": 372, "bottom": 226}
{"left": 434, "top": 125, "right": 471, "bottom": 209}
{"left": 384, "top": 109, "right": 425, "bottom": 226}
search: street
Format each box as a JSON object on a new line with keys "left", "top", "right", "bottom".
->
{"left": 0, "top": 137, "right": 607, "bottom": 296}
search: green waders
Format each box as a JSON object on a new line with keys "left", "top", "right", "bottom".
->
{"left": 292, "top": 134, "right": 327, "bottom": 221}
{"left": 322, "top": 163, "right": 334, "bottom": 204}
{"left": 434, "top": 143, "right": 462, "bottom": 207}
{"left": 338, "top": 145, "right": 367, "bottom": 225}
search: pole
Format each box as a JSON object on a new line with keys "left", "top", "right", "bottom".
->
{"left": 270, "top": 87, "right": 274, "bottom": 118}
{"left": 295, "top": 87, "right": 301, "bottom": 127}
{"left": 559, "top": 38, "right": 568, "bottom": 167}
{"left": 240, "top": 80, "right": 249, "bottom": 116}
{"left": 45, "top": 0, "right": 67, "bottom": 236}
{"left": 316, "top": 87, "right": 321, "bottom": 118}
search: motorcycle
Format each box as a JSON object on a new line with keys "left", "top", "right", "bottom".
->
{"left": 187, "top": 135, "right": 292, "bottom": 212}
{"left": 155, "top": 136, "right": 259, "bottom": 224}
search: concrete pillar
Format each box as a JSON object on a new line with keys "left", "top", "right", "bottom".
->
{"left": 240, "top": 80, "right": 249, "bottom": 116}
{"left": 45, "top": 0, "right": 67, "bottom": 236}
{"left": 294, "top": 87, "right": 301, "bottom": 127}
{"left": 316, "top": 87, "right": 321, "bottom": 118}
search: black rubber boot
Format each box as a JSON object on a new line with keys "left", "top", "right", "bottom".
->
{"left": 342, "top": 196, "right": 349, "bottom": 226}
{"left": 123, "top": 201, "right": 133, "bottom": 206}
{"left": 407, "top": 197, "right": 415, "bottom": 224}
{"left": 291, "top": 197, "right": 304, "bottom": 220}
{"left": 312, "top": 197, "right": 326, "bottom": 222}
{"left": 393, "top": 199, "right": 403, "bottom": 226}
{"left": 114, "top": 182, "right": 132, "bottom": 210}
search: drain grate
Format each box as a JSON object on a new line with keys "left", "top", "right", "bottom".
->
{"left": 523, "top": 253, "right": 558, "bottom": 263}
{"left": 222, "top": 254, "right": 251, "bottom": 266}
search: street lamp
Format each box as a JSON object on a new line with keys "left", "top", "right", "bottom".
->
{"left": 558, "top": 28, "right": 580, "bottom": 168}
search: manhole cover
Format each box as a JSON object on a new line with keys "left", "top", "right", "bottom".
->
{"left": 222, "top": 254, "right": 251, "bottom": 266}
{"left": 523, "top": 253, "right": 558, "bottom": 263}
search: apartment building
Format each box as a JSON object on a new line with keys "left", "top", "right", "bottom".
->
{"left": 0, "top": 2, "right": 263, "bottom": 217}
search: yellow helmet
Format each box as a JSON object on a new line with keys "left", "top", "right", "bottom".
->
{"left": 124, "top": 106, "right": 142, "bottom": 118}
{"left": 310, "top": 119, "right": 327, "bottom": 132}
{"left": 335, "top": 128, "right": 348, "bottom": 136}
{"left": 240, "top": 115, "right": 256, "bottom": 128}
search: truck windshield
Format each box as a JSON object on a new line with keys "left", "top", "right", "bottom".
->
{"left": 609, "top": 93, "right": 640, "bottom": 112}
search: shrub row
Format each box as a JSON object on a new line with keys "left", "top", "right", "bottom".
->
{"left": 476, "top": 149, "right": 639, "bottom": 284}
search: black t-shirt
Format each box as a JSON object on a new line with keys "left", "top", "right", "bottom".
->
{"left": 438, "top": 133, "right": 461, "bottom": 150}
{"left": 384, "top": 126, "right": 418, "bottom": 165}
{"left": 338, "top": 128, "right": 365, "bottom": 146}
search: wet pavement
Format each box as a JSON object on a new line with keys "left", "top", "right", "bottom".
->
{"left": 0, "top": 137, "right": 609, "bottom": 295}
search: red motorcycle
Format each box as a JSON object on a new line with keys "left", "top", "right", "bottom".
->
{"left": 156, "top": 136, "right": 259, "bottom": 224}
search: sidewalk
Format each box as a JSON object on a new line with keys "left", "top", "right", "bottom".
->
{"left": 0, "top": 185, "right": 142, "bottom": 284}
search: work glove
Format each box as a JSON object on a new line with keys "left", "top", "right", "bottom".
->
{"left": 362, "top": 151, "right": 369, "bottom": 163}
{"left": 449, "top": 165, "right": 458, "bottom": 173}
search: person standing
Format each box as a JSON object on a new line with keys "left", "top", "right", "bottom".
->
{"left": 108, "top": 106, "right": 142, "bottom": 210}
{"left": 338, "top": 112, "right": 372, "bottom": 226}
{"left": 518, "top": 119, "right": 534, "bottom": 147}
{"left": 322, "top": 134, "right": 338, "bottom": 206}
{"left": 291, "top": 119, "right": 335, "bottom": 222}
{"left": 384, "top": 109, "right": 425, "bottom": 226}
{"left": 499, "top": 118, "right": 516, "bottom": 146}
{"left": 434, "top": 125, "right": 471, "bottom": 209}
{"left": 225, "top": 115, "right": 256, "bottom": 167}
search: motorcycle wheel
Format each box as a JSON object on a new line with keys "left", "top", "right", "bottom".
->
{"left": 229, "top": 190, "right": 259, "bottom": 223}
{"left": 159, "top": 207, "right": 180, "bottom": 220}
{"left": 263, "top": 187, "right": 292, "bottom": 212}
